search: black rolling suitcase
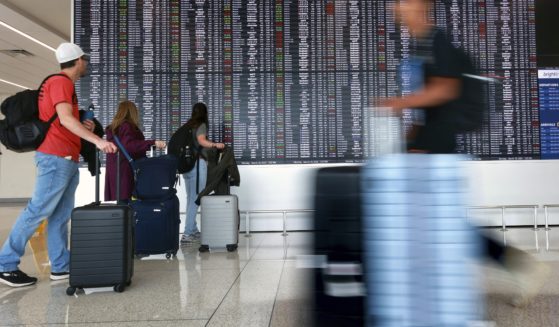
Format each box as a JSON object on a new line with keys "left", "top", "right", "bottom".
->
{"left": 66, "top": 149, "right": 134, "bottom": 295}
{"left": 313, "top": 166, "right": 364, "bottom": 326}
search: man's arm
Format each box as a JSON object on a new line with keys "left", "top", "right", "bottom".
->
{"left": 56, "top": 102, "right": 117, "bottom": 153}
{"left": 381, "top": 77, "right": 461, "bottom": 111}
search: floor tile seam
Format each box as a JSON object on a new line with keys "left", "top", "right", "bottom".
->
{"left": 204, "top": 253, "right": 252, "bottom": 327}
{"left": 245, "top": 235, "right": 267, "bottom": 254}
{"left": 243, "top": 237, "right": 271, "bottom": 264}
{"left": 203, "top": 236, "right": 280, "bottom": 326}
{"left": 133, "top": 266, "right": 249, "bottom": 272}
{"left": 267, "top": 258, "right": 288, "bottom": 327}
{"left": 1, "top": 318, "right": 209, "bottom": 326}
{"left": 152, "top": 267, "right": 248, "bottom": 271}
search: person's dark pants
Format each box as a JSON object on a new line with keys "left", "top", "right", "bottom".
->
{"left": 481, "top": 233, "right": 506, "bottom": 265}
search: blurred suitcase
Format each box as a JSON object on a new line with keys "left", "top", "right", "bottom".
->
{"left": 198, "top": 195, "right": 239, "bottom": 252}
{"left": 131, "top": 195, "right": 180, "bottom": 258}
{"left": 362, "top": 154, "right": 480, "bottom": 327}
{"left": 312, "top": 166, "right": 364, "bottom": 327}
{"left": 67, "top": 149, "right": 134, "bottom": 295}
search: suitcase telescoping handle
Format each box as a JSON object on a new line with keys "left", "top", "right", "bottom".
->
{"left": 111, "top": 136, "right": 131, "bottom": 203}
{"left": 115, "top": 137, "right": 166, "bottom": 160}
{"left": 95, "top": 147, "right": 100, "bottom": 204}
{"left": 150, "top": 145, "right": 168, "bottom": 157}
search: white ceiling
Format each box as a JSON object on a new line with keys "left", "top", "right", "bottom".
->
{"left": 0, "top": 0, "right": 71, "bottom": 95}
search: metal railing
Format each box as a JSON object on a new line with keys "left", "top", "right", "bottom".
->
{"left": 239, "top": 205, "right": 558, "bottom": 237}
{"left": 467, "top": 205, "right": 539, "bottom": 231}
{"left": 543, "top": 204, "right": 559, "bottom": 230}
{"left": 239, "top": 209, "right": 314, "bottom": 236}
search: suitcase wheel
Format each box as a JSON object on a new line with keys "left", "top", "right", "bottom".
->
{"left": 165, "top": 253, "right": 172, "bottom": 259}
{"left": 114, "top": 284, "right": 125, "bottom": 293}
{"left": 199, "top": 245, "right": 209, "bottom": 252}
{"left": 126, "top": 280, "right": 132, "bottom": 287}
{"left": 66, "top": 287, "right": 76, "bottom": 296}
{"left": 226, "top": 244, "right": 238, "bottom": 252}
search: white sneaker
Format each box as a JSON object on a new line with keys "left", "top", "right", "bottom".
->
{"left": 510, "top": 261, "right": 551, "bottom": 307}
{"left": 180, "top": 234, "right": 200, "bottom": 244}
{"left": 50, "top": 272, "right": 69, "bottom": 281}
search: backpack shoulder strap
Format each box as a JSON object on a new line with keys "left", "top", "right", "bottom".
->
{"left": 39, "top": 73, "right": 73, "bottom": 125}
{"left": 38, "top": 73, "right": 71, "bottom": 91}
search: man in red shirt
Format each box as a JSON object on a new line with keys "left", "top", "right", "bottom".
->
{"left": 0, "top": 43, "right": 117, "bottom": 287}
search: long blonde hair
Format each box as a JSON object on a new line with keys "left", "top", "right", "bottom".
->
{"left": 108, "top": 100, "right": 140, "bottom": 133}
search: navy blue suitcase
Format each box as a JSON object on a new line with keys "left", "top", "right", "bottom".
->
{"left": 131, "top": 195, "right": 180, "bottom": 258}
{"left": 132, "top": 155, "right": 178, "bottom": 200}
{"left": 114, "top": 136, "right": 178, "bottom": 200}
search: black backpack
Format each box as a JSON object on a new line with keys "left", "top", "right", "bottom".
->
{"left": 452, "top": 48, "right": 490, "bottom": 132}
{"left": 168, "top": 123, "right": 199, "bottom": 174}
{"left": 0, "top": 74, "right": 70, "bottom": 152}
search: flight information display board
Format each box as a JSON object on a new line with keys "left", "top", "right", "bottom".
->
{"left": 74, "top": 0, "right": 542, "bottom": 164}
{"left": 539, "top": 69, "right": 559, "bottom": 159}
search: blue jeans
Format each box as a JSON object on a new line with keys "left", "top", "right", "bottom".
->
{"left": 0, "top": 152, "right": 79, "bottom": 273}
{"left": 182, "top": 159, "right": 207, "bottom": 236}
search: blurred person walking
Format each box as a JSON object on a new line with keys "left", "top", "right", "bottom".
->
{"left": 386, "top": 0, "right": 549, "bottom": 306}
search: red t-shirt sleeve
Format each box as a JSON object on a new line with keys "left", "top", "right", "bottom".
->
{"left": 48, "top": 77, "right": 75, "bottom": 107}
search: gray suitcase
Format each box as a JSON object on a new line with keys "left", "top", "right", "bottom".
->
{"left": 199, "top": 195, "right": 239, "bottom": 252}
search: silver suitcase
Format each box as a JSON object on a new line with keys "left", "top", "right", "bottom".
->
{"left": 199, "top": 195, "right": 239, "bottom": 252}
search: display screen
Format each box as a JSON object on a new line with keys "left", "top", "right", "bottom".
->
{"left": 74, "top": 0, "right": 557, "bottom": 163}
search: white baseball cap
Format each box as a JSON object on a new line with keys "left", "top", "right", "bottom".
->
{"left": 55, "top": 43, "right": 89, "bottom": 64}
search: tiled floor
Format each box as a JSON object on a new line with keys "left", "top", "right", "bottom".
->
{"left": 1, "top": 204, "right": 558, "bottom": 326}
{"left": 481, "top": 228, "right": 559, "bottom": 327}
{"left": 0, "top": 205, "right": 312, "bottom": 327}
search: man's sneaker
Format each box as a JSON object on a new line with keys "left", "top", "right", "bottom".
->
{"left": 50, "top": 272, "right": 69, "bottom": 281}
{"left": 0, "top": 270, "right": 37, "bottom": 287}
{"left": 181, "top": 234, "right": 200, "bottom": 244}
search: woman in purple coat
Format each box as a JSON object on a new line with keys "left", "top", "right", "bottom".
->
{"left": 104, "top": 100, "right": 166, "bottom": 201}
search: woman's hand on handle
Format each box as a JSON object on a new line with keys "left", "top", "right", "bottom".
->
{"left": 154, "top": 140, "right": 166, "bottom": 149}
{"left": 213, "top": 142, "right": 225, "bottom": 150}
